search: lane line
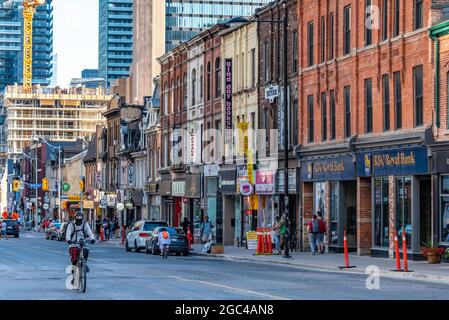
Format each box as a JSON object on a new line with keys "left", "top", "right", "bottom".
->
{"left": 170, "top": 275, "right": 291, "bottom": 300}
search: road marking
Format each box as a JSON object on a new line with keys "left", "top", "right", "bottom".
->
{"left": 170, "top": 275, "right": 291, "bottom": 300}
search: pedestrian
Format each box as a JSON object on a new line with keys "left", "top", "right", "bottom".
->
{"left": 272, "top": 216, "right": 281, "bottom": 255}
{"left": 307, "top": 214, "right": 320, "bottom": 255}
{"left": 200, "top": 216, "right": 213, "bottom": 244}
{"left": 316, "top": 212, "right": 327, "bottom": 254}
{"left": 103, "top": 218, "right": 109, "bottom": 241}
{"left": 109, "top": 218, "right": 115, "bottom": 240}
{"left": 95, "top": 218, "right": 101, "bottom": 240}
{"left": 181, "top": 217, "right": 190, "bottom": 235}
{"left": 282, "top": 214, "right": 292, "bottom": 259}
{"left": 114, "top": 218, "right": 120, "bottom": 238}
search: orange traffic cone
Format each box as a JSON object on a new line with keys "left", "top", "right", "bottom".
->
{"left": 401, "top": 229, "right": 413, "bottom": 273}
{"left": 100, "top": 227, "right": 105, "bottom": 242}
{"left": 391, "top": 230, "right": 403, "bottom": 272}
{"left": 187, "top": 228, "right": 192, "bottom": 251}
{"left": 338, "top": 230, "right": 356, "bottom": 269}
{"left": 256, "top": 232, "right": 263, "bottom": 255}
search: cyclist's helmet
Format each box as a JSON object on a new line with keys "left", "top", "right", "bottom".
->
{"left": 74, "top": 211, "right": 83, "bottom": 226}
{"left": 160, "top": 227, "right": 167, "bottom": 232}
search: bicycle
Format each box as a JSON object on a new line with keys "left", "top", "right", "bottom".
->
{"left": 289, "top": 230, "right": 298, "bottom": 252}
{"left": 162, "top": 244, "right": 169, "bottom": 259}
{"left": 72, "top": 239, "right": 91, "bottom": 293}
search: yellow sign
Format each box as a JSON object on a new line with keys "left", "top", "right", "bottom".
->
{"left": 42, "top": 178, "right": 49, "bottom": 191}
{"left": 79, "top": 179, "right": 85, "bottom": 192}
{"left": 246, "top": 231, "right": 258, "bottom": 250}
{"left": 68, "top": 196, "right": 85, "bottom": 201}
{"left": 249, "top": 194, "right": 258, "bottom": 210}
{"left": 82, "top": 201, "right": 94, "bottom": 209}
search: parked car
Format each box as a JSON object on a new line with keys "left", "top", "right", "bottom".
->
{"left": 125, "top": 220, "right": 168, "bottom": 252}
{"left": 145, "top": 227, "right": 189, "bottom": 256}
{"left": 4, "top": 219, "right": 19, "bottom": 238}
{"left": 45, "top": 222, "right": 61, "bottom": 240}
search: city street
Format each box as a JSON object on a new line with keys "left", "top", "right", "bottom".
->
{"left": 0, "top": 232, "right": 448, "bottom": 300}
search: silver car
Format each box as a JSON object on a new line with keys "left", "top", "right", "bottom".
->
{"left": 125, "top": 220, "right": 168, "bottom": 252}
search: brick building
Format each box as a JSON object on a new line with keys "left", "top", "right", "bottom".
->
{"left": 297, "top": 0, "right": 449, "bottom": 258}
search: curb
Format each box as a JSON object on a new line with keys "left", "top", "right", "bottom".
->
{"left": 190, "top": 252, "right": 449, "bottom": 284}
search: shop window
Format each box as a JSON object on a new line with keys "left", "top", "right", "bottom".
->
{"left": 330, "top": 182, "right": 338, "bottom": 246}
{"left": 440, "top": 176, "right": 449, "bottom": 242}
{"left": 396, "top": 177, "right": 412, "bottom": 248}
{"left": 374, "top": 178, "right": 389, "bottom": 247}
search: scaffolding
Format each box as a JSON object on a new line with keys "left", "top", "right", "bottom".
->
{"left": 2, "top": 84, "right": 112, "bottom": 158}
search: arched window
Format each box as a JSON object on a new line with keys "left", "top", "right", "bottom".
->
{"left": 207, "top": 62, "right": 211, "bottom": 101}
{"left": 192, "top": 68, "right": 196, "bottom": 106}
{"left": 163, "top": 81, "right": 168, "bottom": 115}
{"left": 183, "top": 73, "right": 188, "bottom": 109}
{"left": 170, "top": 79, "right": 174, "bottom": 113}
{"left": 200, "top": 65, "right": 204, "bottom": 102}
{"left": 215, "top": 58, "right": 221, "bottom": 98}
{"left": 176, "top": 76, "right": 180, "bottom": 111}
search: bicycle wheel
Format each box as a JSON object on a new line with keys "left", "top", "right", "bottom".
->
{"left": 79, "top": 261, "right": 87, "bottom": 293}
{"left": 164, "top": 247, "right": 168, "bottom": 259}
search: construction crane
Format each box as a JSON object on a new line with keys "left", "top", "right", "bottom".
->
{"left": 22, "top": 0, "right": 45, "bottom": 92}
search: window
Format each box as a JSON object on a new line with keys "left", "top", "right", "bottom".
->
{"left": 321, "top": 92, "right": 327, "bottom": 141}
{"left": 383, "top": 0, "right": 388, "bottom": 40}
{"left": 415, "top": 0, "right": 423, "bottom": 30}
{"left": 320, "top": 16, "right": 325, "bottom": 63}
{"left": 251, "top": 48, "right": 256, "bottom": 88}
{"left": 183, "top": 73, "right": 187, "bottom": 109}
{"left": 292, "top": 31, "right": 298, "bottom": 73}
{"left": 374, "top": 178, "right": 390, "bottom": 247}
{"left": 308, "top": 21, "right": 314, "bottom": 66}
{"left": 263, "top": 42, "right": 269, "bottom": 82}
{"left": 308, "top": 95, "right": 314, "bottom": 143}
{"left": 344, "top": 86, "right": 351, "bottom": 137}
{"left": 365, "top": 0, "right": 372, "bottom": 46}
{"left": 414, "top": 65, "right": 423, "bottom": 126}
{"left": 330, "top": 90, "right": 336, "bottom": 140}
{"left": 394, "top": 0, "right": 400, "bottom": 36}
{"left": 215, "top": 58, "right": 221, "bottom": 98}
{"left": 329, "top": 13, "right": 334, "bottom": 60}
{"left": 207, "top": 62, "right": 211, "bottom": 101}
{"left": 440, "top": 176, "right": 449, "bottom": 242}
{"left": 163, "top": 81, "right": 168, "bottom": 116}
{"left": 365, "top": 79, "right": 373, "bottom": 133}
{"left": 191, "top": 69, "right": 196, "bottom": 106}
{"left": 394, "top": 71, "right": 402, "bottom": 129}
{"left": 163, "top": 133, "right": 168, "bottom": 167}
{"left": 396, "top": 177, "right": 412, "bottom": 249}
{"left": 344, "top": 5, "right": 351, "bottom": 55}
{"left": 292, "top": 100, "right": 298, "bottom": 146}
{"left": 200, "top": 66, "right": 203, "bottom": 101}
{"left": 176, "top": 77, "right": 180, "bottom": 110}
{"left": 383, "top": 74, "right": 390, "bottom": 131}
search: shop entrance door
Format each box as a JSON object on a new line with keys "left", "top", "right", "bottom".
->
{"left": 419, "top": 177, "right": 431, "bottom": 247}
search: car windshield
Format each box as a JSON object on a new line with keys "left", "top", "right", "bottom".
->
{"left": 157, "top": 227, "right": 181, "bottom": 236}
{"left": 4, "top": 220, "right": 17, "bottom": 226}
{"left": 143, "top": 222, "right": 167, "bottom": 232}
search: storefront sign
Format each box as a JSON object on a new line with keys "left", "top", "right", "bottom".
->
{"left": 106, "top": 194, "right": 117, "bottom": 207}
{"left": 82, "top": 201, "right": 94, "bottom": 209}
{"left": 236, "top": 165, "right": 254, "bottom": 193}
{"left": 240, "top": 182, "right": 253, "bottom": 196}
{"left": 185, "top": 175, "right": 201, "bottom": 198}
{"left": 357, "top": 146, "right": 429, "bottom": 177}
{"left": 301, "top": 155, "right": 355, "bottom": 182}
{"left": 172, "top": 181, "right": 186, "bottom": 197}
{"left": 204, "top": 164, "right": 220, "bottom": 177}
{"left": 218, "top": 170, "right": 237, "bottom": 194}
{"left": 255, "top": 170, "right": 275, "bottom": 194}
{"left": 224, "top": 58, "right": 233, "bottom": 144}
{"left": 246, "top": 231, "right": 258, "bottom": 250}
{"left": 146, "top": 183, "right": 158, "bottom": 194}
{"left": 432, "top": 151, "right": 449, "bottom": 174}
{"left": 277, "top": 169, "right": 298, "bottom": 194}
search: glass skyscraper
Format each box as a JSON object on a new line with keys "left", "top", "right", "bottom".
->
{"left": 165, "top": 0, "right": 270, "bottom": 51}
{"left": 0, "top": 0, "right": 53, "bottom": 91}
{"left": 98, "top": 0, "right": 133, "bottom": 87}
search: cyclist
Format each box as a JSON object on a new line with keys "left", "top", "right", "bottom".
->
{"left": 66, "top": 212, "right": 95, "bottom": 274}
{"left": 157, "top": 227, "right": 171, "bottom": 258}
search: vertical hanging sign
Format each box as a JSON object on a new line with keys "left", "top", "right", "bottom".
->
{"left": 225, "top": 59, "right": 233, "bottom": 144}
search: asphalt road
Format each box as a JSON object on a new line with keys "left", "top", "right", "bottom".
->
{"left": 0, "top": 231, "right": 448, "bottom": 300}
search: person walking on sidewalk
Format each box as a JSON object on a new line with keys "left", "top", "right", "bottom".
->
{"left": 181, "top": 217, "right": 190, "bottom": 236}
{"left": 282, "top": 214, "right": 292, "bottom": 259}
{"left": 200, "top": 216, "right": 213, "bottom": 244}
{"left": 307, "top": 215, "right": 320, "bottom": 255}
{"left": 109, "top": 218, "right": 115, "bottom": 240}
{"left": 103, "top": 218, "right": 109, "bottom": 241}
{"left": 272, "top": 216, "right": 281, "bottom": 255}
{"left": 95, "top": 218, "right": 101, "bottom": 240}
{"left": 316, "top": 212, "right": 327, "bottom": 254}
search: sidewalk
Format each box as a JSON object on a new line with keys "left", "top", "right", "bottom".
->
{"left": 191, "top": 244, "right": 449, "bottom": 284}
{"left": 95, "top": 236, "right": 124, "bottom": 248}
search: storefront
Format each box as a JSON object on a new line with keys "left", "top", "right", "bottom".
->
{"left": 159, "top": 178, "right": 172, "bottom": 225}
{"left": 219, "top": 167, "right": 237, "bottom": 246}
{"left": 255, "top": 170, "right": 276, "bottom": 229}
{"left": 185, "top": 174, "right": 202, "bottom": 238}
{"left": 277, "top": 168, "right": 299, "bottom": 231}
{"left": 357, "top": 145, "right": 430, "bottom": 260}
{"left": 300, "top": 155, "right": 357, "bottom": 253}
{"left": 430, "top": 147, "right": 449, "bottom": 247}
{"left": 172, "top": 180, "right": 186, "bottom": 227}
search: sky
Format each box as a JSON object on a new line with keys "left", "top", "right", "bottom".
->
{"left": 53, "top": 0, "right": 99, "bottom": 87}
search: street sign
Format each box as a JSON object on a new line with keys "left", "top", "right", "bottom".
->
{"left": 265, "top": 85, "right": 280, "bottom": 103}
{"left": 29, "top": 183, "right": 42, "bottom": 189}
{"left": 62, "top": 183, "right": 70, "bottom": 192}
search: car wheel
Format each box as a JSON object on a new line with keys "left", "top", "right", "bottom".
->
{"left": 14, "top": 234, "right": 19, "bottom": 238}
{"left": 134, "top": 240, "right": 140, "bottom": 252}
{"left": 125, "top": 240, "right": 131, "bottom": 252}
{"left": 183, "top": 250, "right": 190, "bottom": 256}
{"left": 152, "top": 244, "right": 158, "bottom": 255}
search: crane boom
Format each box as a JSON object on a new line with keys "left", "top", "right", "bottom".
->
{"left": 22, "top": 0, "right": 45, "bottom": 92}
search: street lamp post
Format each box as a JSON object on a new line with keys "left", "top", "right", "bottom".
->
{"left": 227, "top": 3, "right": 290, "bottom": 257}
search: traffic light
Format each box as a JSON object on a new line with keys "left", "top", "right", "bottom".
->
{"left": 42, "top": 177, "right": 49, "bottom": 191}
{"left": 12, "top": 180, "right": 20, "bottom": 192}
{"left": 79, "top": 178, "right": 85, "bottom": 193}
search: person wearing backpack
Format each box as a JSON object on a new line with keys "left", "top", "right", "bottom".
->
{"left": 307, "top": 214, "right": 320, "bottom": 255}
{"left": 66, "top": 212, "right": 96, "bottom": 271}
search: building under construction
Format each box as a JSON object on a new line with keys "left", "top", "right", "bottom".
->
{"left": 2, "top": 84, "right": 112, "bottom": 158}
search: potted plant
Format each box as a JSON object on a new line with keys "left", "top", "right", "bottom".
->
{"left": 421, "top": 240, "right": 445, "bottom": 264}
